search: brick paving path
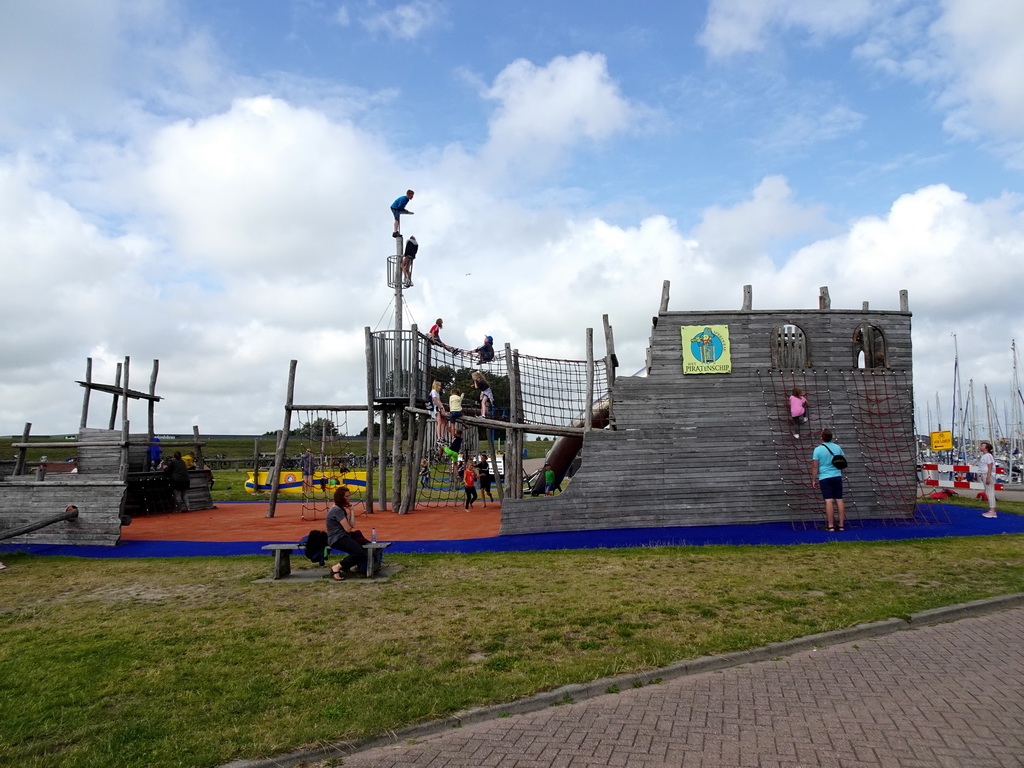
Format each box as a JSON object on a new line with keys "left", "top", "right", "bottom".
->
{"left": 340, "top": 607, "right": 1024, "bottom": 768}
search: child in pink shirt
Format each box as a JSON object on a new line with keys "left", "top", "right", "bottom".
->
{"left": 789, "top": 387, "right": 808, "bottom": 438}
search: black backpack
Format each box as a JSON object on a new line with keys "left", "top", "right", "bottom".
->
{"left": 302, "top": 530, "right": 329, "bottom": 565}
{"left": 821, "top": 444, "right": 848, "bottom": 470}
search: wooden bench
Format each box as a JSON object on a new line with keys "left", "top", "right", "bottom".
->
{"left": 261, "top": 541, "right": 392, "bottom": 580}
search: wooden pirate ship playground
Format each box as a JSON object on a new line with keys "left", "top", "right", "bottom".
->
{"left": 0, "top": 236, "right": 931, "bottom": 546}
{"left": 260, "top": 237, "right": 927, "bottom": 537}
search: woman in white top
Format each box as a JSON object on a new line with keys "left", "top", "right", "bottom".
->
{"left": 980, "top": 441, "right": 998, "bottom": 518}
{"left": 429, "top": 380, "right": 448, "bottom": 441}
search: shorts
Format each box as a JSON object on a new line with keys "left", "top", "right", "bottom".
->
{"left": 449, "top": 410, "right": 462, "bottom": 424}
{"left": 391, "top": 206, "right": 409, "bottom": 220}
{"left": 819, "top": 476, "right": 843, "bottom": 500}
{"left": 480, "top": 388, "right": 494, "bottom": 403}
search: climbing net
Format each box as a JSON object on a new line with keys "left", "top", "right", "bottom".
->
{"left": 422, "top": 339, "right": 609, "bottom": 426}
{"left": 291, "top": 408, "right": 362, "bottom": 521}
{"left": 416, "top": 338, "right": 609, "bottom": 504}
{"left": 837, "top": 369, "right": 944, "bottom": 524}
{"left": 757, "top": 369, "right": 944, "bottom": 530}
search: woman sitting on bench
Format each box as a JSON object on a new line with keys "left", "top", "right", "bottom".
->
{"left": 326, "top": 487, "right": 367, "bottom": 581}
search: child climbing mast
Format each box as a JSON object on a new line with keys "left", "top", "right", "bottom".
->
{"left": 789, "top": 387, "right": 808, "bottom": 438}
{"left": 401, "top": 236, "right": 418, "bottom": 287}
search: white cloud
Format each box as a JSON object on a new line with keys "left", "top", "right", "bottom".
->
{"left": 692, "top": 176, "right": 828, "bottom": 266}
{"left": 479, "top": 53, "right": 642, "bottom": 179}
{"left": 141, "top": 96, "right": 398, "bottom": 270}
{"left": 0, "top": 0, "right": 224, "bottom": 140}
{"left": 929, "top": 0, "right": 1024, "bottom": 158}
{"left": 362, "top": 0, "right": 445, "bottom": 40}
{"left": 759, "top": 104, "right": 866, "bottom": 152}
{"left": 699, "top": 0, "right": 883, "bottom": 58}
{"left": 703, "top": 1, "right": 1024, "bottom": 166}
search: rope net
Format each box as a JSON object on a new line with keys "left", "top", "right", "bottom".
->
{"left": 758, "top": 369, "right": 945, "bottom": 530}
{"left": 423, "top": 338, "right": 609, "bottom": 427}
{"left": 291, "top": 408, "right": 361, "bottom": 521}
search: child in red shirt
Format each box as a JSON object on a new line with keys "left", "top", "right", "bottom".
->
{"left": 463, "top": 464, "right": 478, "bottom": 509}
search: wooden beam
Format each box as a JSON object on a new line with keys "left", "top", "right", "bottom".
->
{"left": 75, "top": 381, "right": 162, "bottom": 401}
{"left": 403, "top": 406, "right": 587, "bottom": 437}
{"left": 0, "top": 505, "right": 80, "bottom": 542}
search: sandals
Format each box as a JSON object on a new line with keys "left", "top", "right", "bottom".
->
{"left": 826, "top": 526, "right": 836, "bottom": 532}
{"left": 329, "top": 565, "right": 346, "bottom": 581}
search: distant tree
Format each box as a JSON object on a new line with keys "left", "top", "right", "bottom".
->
{"left": 430, "top": 365, "right": 457, "bottom": 391}
{"left": 432, "top": 366, "right": 511, "bottom": 415}
{"left": 292, "top": 417, "right": 339, "bottom": 439}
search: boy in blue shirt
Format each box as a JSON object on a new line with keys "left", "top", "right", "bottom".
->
{"left": 391, "top": 189, "right": 414, "bottom": 237}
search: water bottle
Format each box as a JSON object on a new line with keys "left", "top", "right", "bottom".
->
{"left": 371, "top": 527, "right": 377, "bottom": 543}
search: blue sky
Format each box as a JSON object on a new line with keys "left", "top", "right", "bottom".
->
{"left": 2, "top": 0, "right": 1024, "bottom": 438}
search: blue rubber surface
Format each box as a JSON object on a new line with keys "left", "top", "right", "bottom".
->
{"left": 2, "top": 504, "right": 1021, "bottom": 559}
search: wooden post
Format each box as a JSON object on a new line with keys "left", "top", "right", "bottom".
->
{"left": 251, "top": 437, "right": 260, "bottom": 495}
{"left": 120, "top": 356, "right": 130, "bottom": 427}
{"left": 267, "top": 360, "right": 297, "bottom": 518}
{"left": 399, "top": 325, "right": 420, "bottom": 514}
{"left": 742, "top": 285, "right": 752, "bottom": 311}
{"left": 391, "top": 236, "right": 405, "bottom": 513}
{"left": 819, "top": 286, "right": 831, "bottom": 310}
{"left": 192, "top": 425, "right": 205, "bottom": 470}
{"left": 659, "top": 280, "right": 671, "bottom": 313}
{"left": 585, "top": 328, "right": 594, "bottom": 433}
{"left": 108, "top": 362, "right": 122, "bottom": 430}
{"left": 378, "top": 409, "right": 388, "bottom": 511}
{"left": 147, "top": 359, "right": 159, "bottom": 441}
{"left": 602, "top": 315, "right": 617, "bottom": 429}
{"left": 14, "top": 422, "right": 30, "bottom": 476}
{"left": 80, "top": 358, "right": 92, "bottom": 429}
{"left": 119, "top": 420, "right": 130, "bottom": 482}
{"left": 489, "top": 431, "right": 503, "bottom": 501}
{"left": 900, "top": 289, "right": 910, "bottom": 313}
{"left": 391, "top": 403, "right": 404, "bottom": 514}
{"left": 506, "top": 345, "right": 524, "bottom": 499}
{"left": 364, "top": 327, "right": 376, "bottom": 515}
{"left": 402, "top": 413, "right": 425, "bottom": 514}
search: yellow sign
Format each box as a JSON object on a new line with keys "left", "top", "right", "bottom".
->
{"left": 930, "top": 431, "right": 952, "bottom": 451}
{"left": 681, "top": 325, "right": 732, "bottom": 374}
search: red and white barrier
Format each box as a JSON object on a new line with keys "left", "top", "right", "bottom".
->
{"left": 920, "top": 463, "right": 1004, "bottom": 491}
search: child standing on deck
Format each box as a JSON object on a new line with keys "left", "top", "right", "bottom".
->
{"left": 471, "top": 371, "right": 494, "bottom": 418}
{"left": 544, "top": 463, "right": 556, "bottom": 495}
{"left": 789, "top": 387, "right": 808, "bottom": 438}
{"left": 448, "top": 388, "right": 464, "bottom": 427}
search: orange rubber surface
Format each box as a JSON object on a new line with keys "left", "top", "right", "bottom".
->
{"left": 121, "top": 501, "right": 502, "bottom": 542}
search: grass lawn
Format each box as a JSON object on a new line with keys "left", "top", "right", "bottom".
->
{"left": 2, "top": 534, "right": 1024, "bottom": 767}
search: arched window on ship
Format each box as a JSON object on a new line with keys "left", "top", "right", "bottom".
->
{"left": 853, "top": 324, "right": 887, "bottom": 369}
{"left": 771, "top": 323, "right": 809, "bottom": 369}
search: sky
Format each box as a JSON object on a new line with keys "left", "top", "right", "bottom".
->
{"left": 2, "top": 0, "right": 1024, "bottom": 439}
